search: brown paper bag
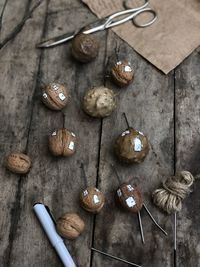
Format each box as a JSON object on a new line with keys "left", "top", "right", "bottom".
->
{"left": 82, "top": 0, "right": 200, "bottom": 74}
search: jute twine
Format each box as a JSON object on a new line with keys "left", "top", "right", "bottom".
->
{"left": 152, "top": 171, "right": 194, "bottom": 214}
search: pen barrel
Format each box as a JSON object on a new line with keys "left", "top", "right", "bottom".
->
{"left": 33, "top": 203, "right": 76, "bottom": 267}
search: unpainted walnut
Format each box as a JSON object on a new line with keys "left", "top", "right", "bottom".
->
{"left": 116, "top": 183, "right": 143, "bottom": 213}
{"left": 111, "top": 60, "right": 134, "bottom": 87}
{"left": 72, "top": 33, "right": 99, "bottom": 63}
{"left": 114, "top": 128, "right": 149, "bottom": 163}
{"left": 57, "top": 213, "right": 85, "bottom": 239}
{"left": 83, "top": 86, "right": 117, "bottom": 118}
{"left": 49, "top": 128, "right": 76, "bottom": 157}
{"left": 5, "top": 152, "right": 31, "bottom": 174}
{"left": 42, "top": 82, "right": 69, "bottom": 111}
{"left": 80, "top": 186, "right": 105, "bottom": 213}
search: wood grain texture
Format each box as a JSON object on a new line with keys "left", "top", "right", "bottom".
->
{"left": 175, "top": 47, "right": 200, "bottom": 267}
{"left": 0, "top": 0, "right": 47, "bottom": 266}
{"left": 2, "top": 0, "right": 107, "bottom": 266}
{"left": 0, "top": 0, "right": 199, "bottom": 266}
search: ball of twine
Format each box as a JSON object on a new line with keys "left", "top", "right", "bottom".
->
{"left": 152, "top": 171, "right": 194, "bottom": 214}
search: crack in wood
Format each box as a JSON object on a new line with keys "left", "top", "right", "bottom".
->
{"left": 174, "top": 69, "right": 177, "bottom": 175}
{"left": 0, "top": 0, "right": 43, "bottom": 50}
{"left": 89, "top": 31, "right": 109, "bottom": 267}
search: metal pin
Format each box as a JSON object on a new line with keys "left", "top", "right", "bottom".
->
{"left": 111, "top": 164, "right": 122, "bottom": 184}
{"left": 137, "top": 211, "right": 145, "bottom": 244}
{"left": 143, "top": 203, "right": 168, "bottom": 236}
{"left": 123, "top": 112, "right": 130, "bottom": 129}
{"left": 91, "top": 247, "right": 143, "bottom": 267}
{"left": 174, "top": 212, "right": 177, "bottom": 267}
{"left": 80, "top": 163, "right": 88, "bottom": 188}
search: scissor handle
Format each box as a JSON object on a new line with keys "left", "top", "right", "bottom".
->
{"left": 132, "top": 8, "right": 157, "bottom": 28}
{"left": 104, "top": 0, "right": 149, "bottom": 29}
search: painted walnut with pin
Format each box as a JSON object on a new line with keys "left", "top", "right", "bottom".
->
{"left": 49, "top": 128, "right": 76, "bottom": 157}
{"left": 56, "top": 212, "right": 85, "bottom": 240}
{"left": 111, "top": 60, "right": 134, "bottom": 87}
{"left": 42, "top": 82, "right": 69, "bottom": 111}
{"left": 115, "top": 113, "right": 149, "bottom": 163}
{"left": 112, "top": 165, "right": 167, "bottom": 244}
{"left": 117, "top": 183, "right": 143, "bottom": 213}
{"left": 80, "top": 163, "right": 105, "bottom": 213}
{"left": 5, "top": 152, "right": 31, "bottom": 174}
{"left": 80, "top": 186, "right": 105, "bottom": 213}
{"left": 83, "top": 86, "right": 117, "bottom": 118}
{"left": 72, "top": 33, "right": 99, "bottom": 63}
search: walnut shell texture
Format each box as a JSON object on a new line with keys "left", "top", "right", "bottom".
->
{"left": 72, "top": 33, "right": 99, "bottom": 63}
{"left": 49, "top": 128, "right": 76, "bottom": 157}
{"left": 83, "top": 87, "right": 116, "bottom": 118}
{"left": 116, "top": 183, "right": 143, "bottom": 213}
{"left": 80, "top": 186, "right": 105, "bottom": 213}
{"left": 5, "top": 153, "right": 31, "bottom": 174}
{"left": 115, "top": 127, "right": 149, "bottom": 163}
{"left": 111, "top": 60, "right": 134, "bottom": 87}
{"left": 42, "top": 82, "right": 69, "bottom": 111}
{"left": 57, "top": 213, "right": 85, "bottom": 239}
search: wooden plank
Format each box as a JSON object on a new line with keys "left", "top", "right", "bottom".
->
{"left": 0, "top": 0, "right": 42, "bottom": 47}
{"left": 0, "top": 0, "right": 47, "bottom": 266}
{"left": 5, "top": 1, "right": 107, "bottom": 266}
{"left": 0, "top": 0, "right": 30, "bottom": 42}
{"left": 92, "top": 31, "right": 175, "bottom": 267}
{"left": 175, "top": 47, "right": 200, "bottom": 266}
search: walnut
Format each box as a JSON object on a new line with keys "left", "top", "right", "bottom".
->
{"left": 111, "top": 60, "right": 134, "bottom": 87}
{"left": 114, "top": 128, "right": 149, "bottom": 163}
{"left": 4, "top": 153, "right": 31, "bottom": 174}
{"left": 42, "top": 82, "right": 69, "bottom": 111}
{"left": 57, "top": 213, "right": 85, "bottom": 239}
{"left": 71, "top": 33, "right": 99, "bottom": 63}
{"left": 49, "top": 129, "right": 76, "bottom": 157}
{"left": 80, "top": 186, "right": 105, "bottom": 213}
{"left": 83, "top": 87, "right": 116, "bottom": 118}
{"left": 116, "top": 183, "right": 143, "bottom": 213}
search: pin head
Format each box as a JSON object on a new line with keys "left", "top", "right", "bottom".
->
{"left": 111, "top": 60, "right": 134, "bottom": 87}
{"left": 42, "top": 82, "right": 69, "bottom": 111}
{"left": 72, "top": 33, "right": 99, "bottom": 63}
{"left": 116, "top": 183, "right": 143, "bottom": 213}
{"left": 114, "top": 127, "right": 149, "bottom": 163}
{"left": 80, "top": 186, "right": 105, "bottom": 213}
{"left": 49, "top": 128, "right": 77, "bottom": 157}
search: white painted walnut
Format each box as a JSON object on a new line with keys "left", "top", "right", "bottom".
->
{"left": 49, "top": 128, "right": 76, "bottom": 157}
{"left": 114, "top": 128, "right": 149, "bottom": 163}
{"left": 42, "top": 82, "right": 69, "bottom": 111}
{"left": 80, "top": 186, "right": 105, "bottom": 213}
{"left": 5, "top": 152, "right": 31, "bottom": 174}
{"left": 83, "top": 87, "right": 116, "bottom": 118}
{"left": 56, "top": 213, "right": 85, "bottom": 239}
{"left": 116, "top": 183, "right": 143, "bottom": 213}
{"left": 111, "top": 60, "right": 134, "bottom": 87}
{"left": 71, "top": 33, "right": 99, "bottom": 63}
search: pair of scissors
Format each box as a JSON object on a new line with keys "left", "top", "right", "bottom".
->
{"left": 37, "top": 0, "right": 157, "bottom": 48}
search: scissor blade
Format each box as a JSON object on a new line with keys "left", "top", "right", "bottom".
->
{"left": 36, "top": 31, "right": 75, "bottom": 48}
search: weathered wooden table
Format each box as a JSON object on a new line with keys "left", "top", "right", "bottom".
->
{"left": 0, "top": 1, "right": 199, "bottom": 266}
